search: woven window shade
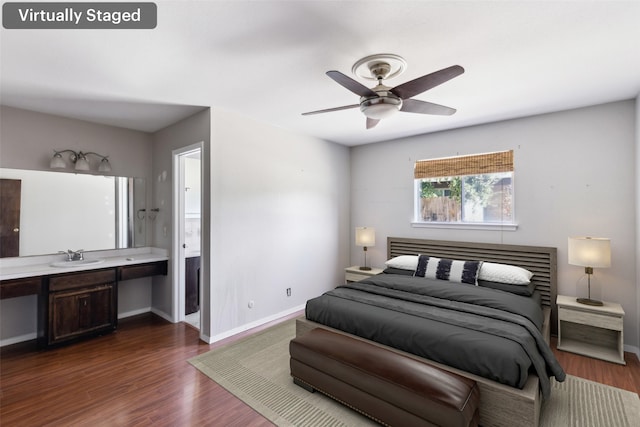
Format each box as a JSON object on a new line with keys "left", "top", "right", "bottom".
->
{"left": 414, "top": 150, "right": 513, "bottom": 179}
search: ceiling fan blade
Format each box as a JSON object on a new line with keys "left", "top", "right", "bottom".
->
{"left": 401, "top": 99, "right": 457, "bottom": 116}
{"left": 366, "top": 118, "right": 380, "bottom": 129}
{"left": 302, "top": 104, "right": 359, "bottom": 116}
{"left": 391, "top": 65, "right": 464, "bottom": 100}
{"left": 327, "top": 71, "right": 379, "bottom": 98}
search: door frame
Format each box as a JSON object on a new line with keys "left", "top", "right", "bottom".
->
{"left": 172, "top": 142, "right": 203, "bottom": 324}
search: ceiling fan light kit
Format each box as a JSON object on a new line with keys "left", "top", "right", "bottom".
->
{"left": 360, "top": 94, "right": 402, "bottom": 119}
{"left": 302, "top": 53, "right": 464, "bottom": 129}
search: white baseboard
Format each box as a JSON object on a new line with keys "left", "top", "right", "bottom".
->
{"left": 199, "top": 331, "right": 212, "bottom": 343}
{"left": 150, "top": 307, "right": 174, "bottom": 323}
{"left": 624, "top": 344, "right": 639, "bottom": 359}
{"left": 206, "top": 303, "right": 306, "bottom": 344}
{"left": 0, "top": 332, "right": 37, "bottom": 347}
{"left": 118, "top": 307, "right": 151, "bottom": 319}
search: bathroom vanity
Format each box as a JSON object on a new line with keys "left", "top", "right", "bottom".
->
{"left": 45, "top": 268, "right": 117, "bottom": 346}
{"left": 0, "top": 250, "right": 167, "bottom": 348}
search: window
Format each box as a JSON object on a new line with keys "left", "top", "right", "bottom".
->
{"left": 413, "top": 151, "right": 515, "bottom": 228}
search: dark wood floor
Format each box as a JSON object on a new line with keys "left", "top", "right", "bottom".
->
{"left": 550, "top": 336, "right": 640, "bottom": 395}
{"left": 1, "top": 313, "right": 639, "bottom": 426}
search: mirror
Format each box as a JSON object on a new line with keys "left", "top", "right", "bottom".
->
{"left": 0, "top": 168, "right": 146, "bottom": 258}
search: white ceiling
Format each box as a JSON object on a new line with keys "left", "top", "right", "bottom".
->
{"left": 2, "top": 1, "right": 640, "bottom": 146}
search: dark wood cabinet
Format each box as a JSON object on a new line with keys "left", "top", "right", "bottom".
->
{"left": 185, "top": 256, "right": 200, "bottom": 315}
{"left": 0, "top": 276, "right": 41, "bottom": 299}
{"left": 49, "top": 284, "right": 115, "bottom": 344}
{"left": 41, "top": 269, "right": 117, "bottom": 347}
{"left": 118, "top": 261, "right": 168, "bottom": 281}
{"left": 4, "top": 259, "right": 168, "bottom": 348}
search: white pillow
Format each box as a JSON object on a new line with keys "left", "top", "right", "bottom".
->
{"left": 478, "top": 262, "right": 533, "bottom": 285}
{"left": 384, "top": 255, "right": 419, "bottom": 271}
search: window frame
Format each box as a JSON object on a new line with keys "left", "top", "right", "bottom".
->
{"left": 411, "top": 151, "right": 518, "bottom": 231}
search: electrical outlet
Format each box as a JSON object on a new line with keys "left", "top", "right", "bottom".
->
{"left": 286, "top": 288, "right": 291, "bottom": 297}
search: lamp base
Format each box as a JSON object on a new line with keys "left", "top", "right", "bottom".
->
{"left": 359, "top": 266, "right": 372, "bottom": 271}
{"left": 576, "top": 297, "right": 603, "bottom": 306}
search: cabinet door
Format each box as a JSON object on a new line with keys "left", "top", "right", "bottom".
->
{"left": 185, "top": 256, "right": 200, "bottom": 315}
{"left": 49, "top": 284, "right": 115, "bottom": 345}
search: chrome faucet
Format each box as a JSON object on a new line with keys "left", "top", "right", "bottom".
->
{"left": 58, "top": 249, "right": 84, "bottom": 261}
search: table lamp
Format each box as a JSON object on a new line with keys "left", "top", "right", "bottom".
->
{"left": 568, "top": 236, "right": 611, "bottom": 306}
{"left": 355, "top": 227, "right": 375, "bottom": 271}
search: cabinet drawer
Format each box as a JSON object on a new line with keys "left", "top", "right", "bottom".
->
{"left": 49, "top": 269, "right": 116, "bottom": 292}
{"left": 118, "top": 261, "right": 168, "bottom": 281}
{"left": 0, "top": 276, "right": 42, "bottom": 299}
{"left": 559, "top": 307, "right": 623, "bottom": 331}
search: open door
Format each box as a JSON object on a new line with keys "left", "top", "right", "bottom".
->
{"left": 173, "top": 144, "right": 202, "bottom": 330}
{"left": 0, "top": 179, "right": 21, "bottom": 257}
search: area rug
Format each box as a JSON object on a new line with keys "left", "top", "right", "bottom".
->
{"left": 189, "top": 319, "right": 640, "bottom": 427}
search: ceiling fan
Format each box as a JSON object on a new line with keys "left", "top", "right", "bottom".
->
{"left": 302, "top": 54, "right": 464, "bottom": 129}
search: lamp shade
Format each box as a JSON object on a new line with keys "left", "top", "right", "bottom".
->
{"left": 75, "top": 155, "right": 90, "bottom": 171}
{"left": 568, "top": 237, "right": 611, "bottom": 268}
{"left": 98, "top": 158, "right": 112, "bottom": 172}
{"left": 355, "top": 227, "right": 375, "bottom": 247}
{"left": 360, "top": 97, "right": 402, "bottom": 120}
{"left": 50, "top": 153, "right": 66, "bottom": 169}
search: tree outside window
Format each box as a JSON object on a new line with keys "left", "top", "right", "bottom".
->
{"left": 414, "top": 151, "right": 514, "bottom": 225}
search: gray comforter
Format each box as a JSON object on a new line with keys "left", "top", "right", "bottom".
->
{"left": 305, "top": 274, "right": 566, "bottom": 398}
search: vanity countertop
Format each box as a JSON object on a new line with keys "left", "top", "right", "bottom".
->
{"left": 0, "top": 248, "right": 169, "bottom": 281}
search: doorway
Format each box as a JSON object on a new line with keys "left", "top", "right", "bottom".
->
{"left": 173, "top": 144, "right": 202, "bottom": 330}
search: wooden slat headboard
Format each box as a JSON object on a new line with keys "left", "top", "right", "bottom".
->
{"left": 387, "top": 237, "right": 558, "bottom": 331}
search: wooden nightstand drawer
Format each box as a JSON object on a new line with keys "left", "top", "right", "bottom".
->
{"left": 558, "top": 307, "right": 623, "bottom": 331}
{"left": 345, "top": 272, "right": 368, "bottom": 282}
{"left": 344, "top": 266, "right": 384, "bottom": 284}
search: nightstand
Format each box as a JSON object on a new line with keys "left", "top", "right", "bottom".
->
{"left": 556, "top": 295, "right": 625, "bottom": 365}
{"left": 345, "top": 266, "right": 384, "bottom": 283}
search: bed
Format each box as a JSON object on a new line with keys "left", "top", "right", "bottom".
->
{"left": 296, "top": 237, "right": 565, "bottom": 427}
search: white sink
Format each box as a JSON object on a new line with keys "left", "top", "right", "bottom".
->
{"left": 50, "top": 259, "right": 104, "bottom": 268}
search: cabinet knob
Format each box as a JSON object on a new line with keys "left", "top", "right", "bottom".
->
{"left": 13, "top": 228, "right": 19, "bottom": 232}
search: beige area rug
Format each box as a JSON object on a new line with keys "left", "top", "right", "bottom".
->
{"left": 189, "top": 319, "right": 640, "bottom": 427}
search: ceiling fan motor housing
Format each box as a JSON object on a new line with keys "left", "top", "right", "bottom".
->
{"left": 360, "top": 89, "right": 403, "bottom": 119}
{"left": 369, "top": 62, "right": 392, "bottom": 80}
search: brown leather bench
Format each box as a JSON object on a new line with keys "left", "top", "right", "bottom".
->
{"left": 290, "top": 328, "right": 480, "bottom": 427}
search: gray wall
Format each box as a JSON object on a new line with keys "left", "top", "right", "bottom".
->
{"left": 5, "top": 100, "right": 635, "bottom": 353}
{"left": 0, "top": 106, "right": 156, "bottom": 343}
{"left": 0, "top": 106, "right": 153, "bottom": 178}
{"left": 0, "top": 104, "right": 351, "bottom": 346}
{"left": 146, "top": 107, "right": 351, "bottom": 343}
{"left": 206, "top": 108, "right": 351, "bottom": 341}
{"left": 636, "top": 96, "right": 640, "bottom": 354}
{"left": 350, "top": 100, "right": 639, "bottom": 353}
{"left": 149, "top": 108, "right": 211, "bottom": 337}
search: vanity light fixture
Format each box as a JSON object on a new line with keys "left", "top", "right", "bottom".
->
{"left": 50, "top": 149, "right": 112, "bottom": 172}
